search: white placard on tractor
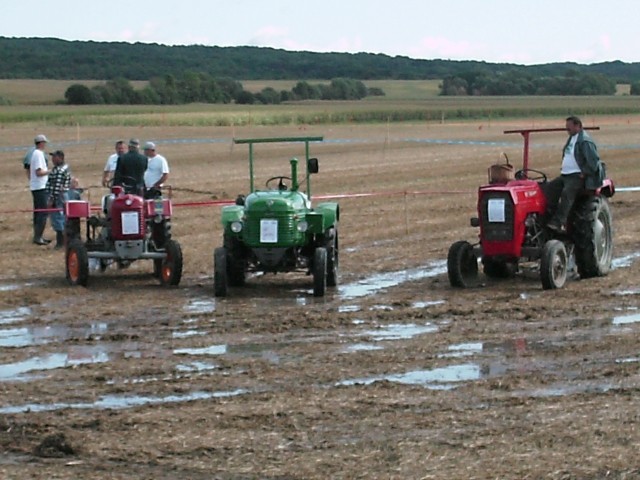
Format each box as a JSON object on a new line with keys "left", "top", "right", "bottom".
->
{"left": 260, "top": 219, "right": 278, "bottom": 243}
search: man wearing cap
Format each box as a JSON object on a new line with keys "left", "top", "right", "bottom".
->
{"left": 102, "top": 140, "right": 126, "bottom": 187}
{"left": 23, "top": 134, "right": 48, "bottom": 179}
{"left": 143, "top": 142, "right": 170, "bottom": 198}
{"left": 29, "top": 134, "right": 51, "bottom": 245}
{"left": 45, "top": 150, "right": 71, "bottom": 249}
{"left": 113, "top": 138, "right": 147, "bottom": 195}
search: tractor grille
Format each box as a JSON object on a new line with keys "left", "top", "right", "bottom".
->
{"left": 244, "top": 214, "right": 298, "bottom": 246}
{"left": 480, "top": 192, "right": 514, "bottom": 241}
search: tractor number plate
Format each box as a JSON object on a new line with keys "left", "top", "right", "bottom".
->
{"left": 487, "top": 198, "right": 505, "bottom": 222}
{"left": 121, "top": 211, "right": 140, "bottom": 235}
{"left": 260, "top": 219, "right": 278, "bottom": 243}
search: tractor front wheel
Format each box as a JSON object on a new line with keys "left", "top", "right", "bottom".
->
{"left": 326, "top": 228, "right": 339, "bottom": 287}
{"left": 159, "top": 239, "right": 183, "bottom": 286}
{"left": 447, "top": 240, "right": 478, "bottom": 288}
{"left": 214, "top": 247, "right": 228, "bottom": 297}
{"left": 66, "top": 240, "right": 89, "bottom": 286}
{"left": 540, "top": 239, "right": 568, "bottom": 290}
{"left": 313, "top": 247, "right": 327, "bottom": 297}
{"left": 573, "top": 196, "right": 613, "bottom": 279}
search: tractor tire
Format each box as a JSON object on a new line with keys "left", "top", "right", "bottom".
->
{"left": 326, "top": 228, "right": 339, "bottom": 287}
{"left": 66, "top": 240, "right": 89, "bottom": 286}
{"left": 159, "top": 239, "right": 183, "bottom": 286}
{"left": 447, "top": 240, "right": 478, "bottom": 288}
{"left": 313, "top": 247, "right": 327, "bottom": 297}
{"left": 214, "top": 247, "right": 228, "bottom": 297}
{"left": 540, "top": 239, "right": 568, "bottom": 290}
{"left": 227, "top": 253, "right": 246, "bottom": 287}
{"left": 482, "top": 257, "right": 517, "bottom": 279}
{"left": 64, "top": 218, "right": 81, "bottom": 243}
{"left": 572, "top": 196, "right": 613, "bottom": 279}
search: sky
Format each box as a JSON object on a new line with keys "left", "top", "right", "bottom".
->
{"left": 4, "top": 0, "right": 639, "bottom": 65}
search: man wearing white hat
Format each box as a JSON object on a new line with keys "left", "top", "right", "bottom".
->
{"left": 29, "top": 134, "right": 51, "bottom": 245}
{"left": 143, "top": 141, "right": 170, "bottom": 197}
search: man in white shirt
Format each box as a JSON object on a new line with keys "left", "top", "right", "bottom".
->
{"left": 143, "top": 142, "right": 170, "bottom": 197}
{"left": 102, "top": 140, "right": 126, "bottom": 187}
{"left": 30, "top": 134, "right": 51, "bottom": 245}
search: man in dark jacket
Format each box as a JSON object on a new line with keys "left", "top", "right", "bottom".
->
{"left": 113, "top": 138, "right": 147, "bottom": 195}
{"left": 545, "top": 115, "right": 605, "bottom": 233}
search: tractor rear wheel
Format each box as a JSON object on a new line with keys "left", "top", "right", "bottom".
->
{"left": 447, "top": 240, "right": 478, "bottom": 288}
{"left": 313, "top": 247, "right": 327, "bottom": 297}
{"left": 326, "top": 228, "right": 339, "bottom": 287}
{"left": 159, "top": 239, "right": 183, "bottom": 286}
{"left": 573, "top": 196, "right": 613, "bottom": 279}
{"left": 214, "top": 247, "right": 228, "bottom": 297}
{"left": 66, "top": 240, "right": 89, "bottom": 286}
{"left": 540, "top": 239, "right": 568, "bottom": 290}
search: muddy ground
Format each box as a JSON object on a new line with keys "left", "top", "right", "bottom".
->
{"left": 1, "top": 117, "right": 640, "bottom": 479}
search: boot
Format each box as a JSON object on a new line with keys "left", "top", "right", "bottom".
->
{"left": 33, "top": 224, "right": 48, "bottom": 245}
{"left": 54, "top": 231, "right": 64, "bottom": 249}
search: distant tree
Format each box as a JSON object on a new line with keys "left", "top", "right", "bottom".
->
{"left": 631, "top": 81, "right": 640, "bottom": 95}
{"left": 65, "top": 83, "right": 93, "bottom": 104}
{"left": 235, "top": 90, "right": 255, "bottom": 104}
{"left": 255, "top": 87, "right": 281, "bottom": 104}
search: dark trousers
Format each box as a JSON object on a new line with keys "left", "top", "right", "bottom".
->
{"left": 544, "top": 173, "right": 584, "bottom": 226}
{"left": 31, "top": 188, "right": 49, "bottom": 239}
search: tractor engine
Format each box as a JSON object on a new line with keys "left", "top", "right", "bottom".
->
{"left": 478, "top": 181, "right": 547, "bottom": 260}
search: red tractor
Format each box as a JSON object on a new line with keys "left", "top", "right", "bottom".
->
{"left": 447, "top": 127, "right": 614, "bottom": 290}
{"left": 64, "top": 180, "right": 183, "bottom": 287}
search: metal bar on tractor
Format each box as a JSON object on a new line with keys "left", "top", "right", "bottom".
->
{"left": 503, "top": 127, "right": 599, "bottom": 171}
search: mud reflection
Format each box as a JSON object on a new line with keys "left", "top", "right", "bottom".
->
{"left": 0, "top": 350, "right": 109, "bottom": 382}
{"left": 183, "top": 298, "right": 216, "bottom": 314}
{"left": 612, "top": 252, "right": 640, "bottom": 269}
{"left": 337, "top": 363, "right": 481, "bottom": 390}
{"left": 0, "top": 322, "right": 108, "bottom": 348}
{"left": 339, "top": 261, "right": 446, "bottom": 299}
{"left": 439, "top": 342, "right": 483, "bottom": 358}
{"left": 0, "top": 389, "right": 247, "bottom": 414}
{"left": 360, "top": 323, "right": 438, "bottom": 341}
{"left": 612, "top": 312, "right": 640, "bottom": 325}
{"left": 0, "top": 307, "right": 32, "bottom": 325}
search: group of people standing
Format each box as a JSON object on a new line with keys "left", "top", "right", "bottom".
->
{"left": 24, "top": 136, "right": 170, "bottom": 248}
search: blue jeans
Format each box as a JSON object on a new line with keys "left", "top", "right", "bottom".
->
{"left": 50, "top": 196, "right": 65, "bottom": 232}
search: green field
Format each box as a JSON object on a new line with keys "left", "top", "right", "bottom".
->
{"left": 0, "top": 79, "right": 638, "bottom": 127}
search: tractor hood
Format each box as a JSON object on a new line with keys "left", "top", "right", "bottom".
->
{"left": 245, "top": 190, "right": 311, "bottom": 212}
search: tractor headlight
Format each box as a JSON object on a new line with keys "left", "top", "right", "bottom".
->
{"left": 296, "top": 220, "right": 309, "bottom": 233}
{"left": 125, "top": 198, "right": 133, "bottom": 206}
{"left": 153, "top": 215, "right": 163, "bottom": 224}
{"left": 231, "top": 221, "right": 243, "bottom": 233}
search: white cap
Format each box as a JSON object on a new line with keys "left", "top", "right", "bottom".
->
{"left": 143, "top": 141, "right": 156, "bottom": 151}
{"left": 34, "top": 134, "right": 48, "bottom": 143}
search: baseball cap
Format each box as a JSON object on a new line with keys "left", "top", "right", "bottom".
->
{"left": 143, "top": 141, "right": 156, "bottom": 150}
{"left": 128, "top": 138, "right": 140, "bottom": 147}
{"left": 34, "top": 134, "right": 48, "bottom": 143}
{"left": 49, "top": 150, "right": 65, "bottom": 159}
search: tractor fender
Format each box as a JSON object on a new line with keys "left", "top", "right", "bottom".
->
{"left": 308, "top": 202, "right": 339, "bottom": 232}
{"left": 220, "top": 205, "right": 244, "bottom": 225}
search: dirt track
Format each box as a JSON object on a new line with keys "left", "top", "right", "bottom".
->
{"left": 1, "top": 118, "right": 640, "bottom": 479}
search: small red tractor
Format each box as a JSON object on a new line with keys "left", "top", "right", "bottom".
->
{"left": 64, "top": 180, "right": 183, "bottom": 287}
{"left": 447, "top": 127, "right": 614, "bottom": 290}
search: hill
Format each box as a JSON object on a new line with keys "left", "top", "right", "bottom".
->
{"left": 2, "top": 37, "right": 640, "bottom": 82}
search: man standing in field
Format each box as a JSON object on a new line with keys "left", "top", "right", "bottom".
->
{"left": 29, "top": 134, "right": 51, "bottom": 245}
{"left": 46, "top": 150, "right": 71, "bottom": 249}
{"left": 546, "top": 115, "right": 605, "bottom": 233}
{"left": 102, "top": 140, "right": 126, "bottom": 187}
{"left": 143, "top": 142, "right": 170, "bottom": 198}
{"left": 113, "top": 138, "right": 147, "bottom": 195}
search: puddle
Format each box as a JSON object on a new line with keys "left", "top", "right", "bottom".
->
{"left": 412, "top": 300, "right": 445, "bottom": 308}
{"left": 0, "top": 307, "right": 32, "bottom": 325}
{"left": 337, "top": 363, "right": 481, "bottom": 390}
{"left": 439, "top": 342, "right": 483, "bottom": 358}
{"left": 339, "top": 261, "right": 446, "bottom": 299}
{"left": 360, "top": 323, "right": 438, "bottom": 341}
{"left": 339, "top": 305, "right": 361, "bottom": 313}
{"left": 612, "top": 312, "right": 640, "bottom": 325}
{"left": 0, "top": 351, "right": 110, "bottom": 382}
{"left": 0, "top": 322, "right": 109, "bottom": 348}
{"left": 369, "top": 305, "right": 393, "bottom": 311}
{"left": 172, "top": 330, "right": 206, "bottom": 338}
{"left": 616, "top": 357, "right": 640, "bottom": 364}
{"left": 0, "top": 389, "right": 247, "bottom": 414}
{"left": 183, "top": 298, "right": 216, "bottom": 314}
{"left": 174, "top": 344, "right": 227, "bottom": 356}
{"left": 611, "top": 252, "right": 640, "bottom": 269}
{"left": 612, "top": 288, "right": 640, "bottom": 296}
{"left": 341, "top": 343, "right": 384, "bottom": 353}
{"left": 175, "top": 361, "right": 219, "bottom": 372}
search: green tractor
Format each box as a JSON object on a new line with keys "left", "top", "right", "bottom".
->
{"left": 214, "top": 136, "right": 340, "bottom": 297}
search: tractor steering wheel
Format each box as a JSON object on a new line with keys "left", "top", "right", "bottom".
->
{"left": 266, "top": 176, "right": 291, "bottom": 191}
{"left": 515, "top": 168, "right": 547, "bottom": 183}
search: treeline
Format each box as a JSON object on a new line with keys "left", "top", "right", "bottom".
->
{"left": 440, "top": 70, "right": 617, "bottom": 96}
{"left": 3, "top": 37, "right": 640, "bottom": 83}
{"left": 64, "top": 75, "right": 380, "bottom": 105}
